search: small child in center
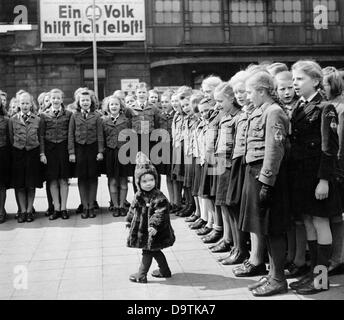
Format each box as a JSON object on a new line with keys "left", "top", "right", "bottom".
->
{"left": 126, "top": 152, "right": 175, "bottom": 283}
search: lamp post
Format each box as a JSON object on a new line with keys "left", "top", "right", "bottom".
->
{"left": 92, "top": 0, "right": 98, "bottom": 99}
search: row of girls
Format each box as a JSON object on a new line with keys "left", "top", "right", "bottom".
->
{"left": 163, "top": 61, "right": 344, "bottom": 297}
{"left": 0, "top": 83, "right": 173, "bottom": 224}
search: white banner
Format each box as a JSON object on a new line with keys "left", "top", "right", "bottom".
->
{"left": 40, "top": 0, "right": 146, "bottom": 42}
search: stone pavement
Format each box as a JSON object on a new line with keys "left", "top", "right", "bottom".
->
{"left": 0, "top": 176, "right": 343, "bottom": 300}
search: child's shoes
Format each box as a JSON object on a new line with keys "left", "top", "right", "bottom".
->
{"left": 89, "top": 208, "right": 96, "bottom": 218}
{"left": 81, "top": 209, "right": 89, "bottom": 219}
{"left": 17, "top": 212, "right": 26, "bottom": 223}
{"left": 129, "top": 273, "right": 147, "bottom": 283}
{"left": 26, "top": 212, "right": 34, "bottom": 223}
{"left": 151, "top": 269, "right": 172, "bottom": 278}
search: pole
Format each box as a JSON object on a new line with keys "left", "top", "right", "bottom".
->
{"left": 92, "top": 0, "right": 98, "bottom": 99}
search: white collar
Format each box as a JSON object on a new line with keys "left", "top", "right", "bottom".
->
{"left": 52, "top": 107, "right": 62, "bottom": 113}
{"left": 21, "top": 111, "right": 31, "bottom": 117}
{"left": 301, "top": 91, "right": 318, "bottom": 103}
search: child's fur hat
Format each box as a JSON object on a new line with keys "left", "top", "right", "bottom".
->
{"left": 134, "top": 152, "right": 158, "bottom": 190}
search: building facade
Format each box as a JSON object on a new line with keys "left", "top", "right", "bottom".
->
{"left": 1, "top": 0, "right": 344, "bottom": 103}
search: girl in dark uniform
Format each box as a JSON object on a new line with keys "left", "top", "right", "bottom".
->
{"left": 0, "top": 99, "right": 10, "bottom": 223}
{"left": 289, "top": 60, "right": 342, "bottom": 295}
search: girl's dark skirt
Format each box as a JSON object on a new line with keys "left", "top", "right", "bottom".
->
{"left": 192, "top": 159, "right": 202, "bottom": 197}
{"left": 183, "top": 154, "right": 194, "bottom": 188}
{"left": 11, "top": 146, "right": 43, "bottom": 189}
{"left": 75, "top": 142, "right": 100, "bottom": 180}
{"left": 215, "top": 167, "right": 231, "bottom": 206}
{"left": 171, "top": 143, "right": 184, "bottom": 182}
{"left": 199, "top": 162, "right": 211, "bottom": 198}
{"left": 288, "top": 159, "right": 342, "bottom": 219}
{"left": 105, "top": 146, "right": 130, "bottom": 180}
{"left": 226, "top": 156, "right": 246, "bottom": 211}
{"left": 156, "top": 141, "right": 172, "bottom": 176}
{"left": 239, "top": 160, "right": 291, "bottom": 236}
{"left": 44, "top": 140, "right": 71, "bottom": 181}
{"left": 0, "top": 145, "right": 11, "bottom": 188}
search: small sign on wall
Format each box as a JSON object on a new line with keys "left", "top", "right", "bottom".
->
{"left": 121, "top": 79, "right": 139, "bottom": 92}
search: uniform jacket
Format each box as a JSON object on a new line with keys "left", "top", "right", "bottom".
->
{"left": 0, "top": 116, "right": 9, "bottom": 148}
{"left": 232, "top": 105, "right": 253, "bottom": 160}
{"left": 126, "top": 188, "right": 176, "bottom": 251}
{"left": 158, "top": 110, "right": 175, "bottom": 137}
{"left": 204, "top": 109, "right": 222, "bottom": 165}
{"left": 192, "top": 118, "right": 203, "bottom": 159}
{"left": 182, "top": 114, "right": 198, "bottom": 159}
{"left": 215, "top": 108, "right": 242, "bottom": 168}
{"left": 9, "top": 113, "right": 42, "bottom": 151}
{"left": 197, "top": 119, "right": 209, "bottom": 165}
{"left": 290, "top": 93, "right": 339, "bottom": 180}
{"left": 171, "top": 112, "right": 184, "bottom": 147}
{"left": 68, "top": 111, "right": 104, "bottom": 155}
{"left": 329, "top": 97, "right": 344, "bottom": 171}
{"left": 246, "top": 102, "right": 289, "bottom": 186}
{"left": 126, "top": 101, "right": 160, "bottom": 134}
{"left": 40, "top": 108, "right": 72, "bottom": 153}
{"left": 102, "top": 112, "right": 131, "bottom": 150}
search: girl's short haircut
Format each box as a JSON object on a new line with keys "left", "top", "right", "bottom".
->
{"left": 190, "top": 91, "right": 204, "bottom": 113}
{"left": 17, "top": 91, "right": 37, "bottom": 112}
{"left": 161, "top": 89, "right": 173, "bottom": 100}
{"left": 104, "top": 95, "right": 125, "bottom": 113}
{"left": 275, "top": 71, "right": 293, "bottom": 83}
{"left": 76, "top": 90, "right": 96, "bottom": 112}
{"left": 229, "top": 70, "right": 250, "bottom": 87}
{"left": 292, "top": 60, "right": 323, "bottom": 89}
{"left": 37, "top": 92, "right": 48, "bottom": 106}
{"left": 74, "top": 87, "right": 88, "bottom": 100}
{"left": 49, "top": 88, "right": 64, "bottom": 98}
{"left": 214, "top": 82, "right": 235, "bottom": 100}
{"left": 149, "top": 89, "right": 159, "bottom": 96}
{"left": 246, "top": 71, "right": 278, "bottom": 101}
{"left": 0, "top": 90, "right": 7, "bottom": 98}
{"left": 201, "top": 75, "right": 222, "bottom": 89}
{"left": 267, "top": 62, "right": 289, "bottom": 77}
{"left": 322, "top": 66, "right": 344, "bottom": 99}
{"left": 176, "top": 86, "right": 193, "bottom": 100}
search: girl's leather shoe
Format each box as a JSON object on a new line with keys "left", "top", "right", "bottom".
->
{"left": 120, "top": 207, "right": 127, "bottom": 216}
{"left": 26, "top": 212, "right": 34, "bottom": 223}
{"left": 189, "top": 218, "right": 206, "bottom": 230}
{"left": 233, "top": 261, "right": 267, "bottom": 277}
{"left": 129, "top": 273, "right": 147, "bottom": 283}
{"left": 185, "top": 214, "right": 198, "bottom": 223}
{"left": 45, "top": 207, "right": 54, "bottom": 217}
{"left": 61, "top": 210, "right": 69, "bottom": 220}
{"left": 295, "top": 278, "right": 329, "bottom": 295}
{"left": 49, "top": 211, "right": 60, "bottom": 220}
{"left": 81, "top": 209, "right": 89, "bottom": 219}
{"left": 289, "top": 273, "right": 313, "bottom": 290}
{"left": 202, "top": 230, "right": 223, "bottom": 244}
{"left": 151, "top": 269, "right": 172, "bottom": 278}
{"left": 285, "top": 263, "right": 309, "bottom": 279}
{"left": 252, "top": 278, "right": 288, "bottom": 297}
{"left": 248, "top": 276, "right": 271, "bottom": 291}
{"left": 210, "top": 241, "right": 232, "bottom": 253}
{"left": 89, "top": 209, "right": 96, "bottom": 218}
{"left": 196, "top": 226, "right": 213, "bottom": 236}
{"left": 17, "top": 212, "right": 26, "bottom": 223}
{"left": 222, "top": 250, "right": 249, "bottom": 265}
{"left": 112, "top": 208, "right": 120, "bottom": 217}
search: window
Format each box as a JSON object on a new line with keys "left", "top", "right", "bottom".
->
{"left": 272, "top": 0, "right": 302, "bottom": 23}
{"left": 155, "top": 0, "right": 182, "bottom": 24}
{"left": 189, "top": 0, "right": 221, "bottom": 24}
{"left": 230, "top": 0, "right": 266, "bottom": 25}
{"left": 83, "top": 68, "right": 106, "bottom": 101}
{"left": 313, "top": 0, "right": 339, "bottom": 24}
